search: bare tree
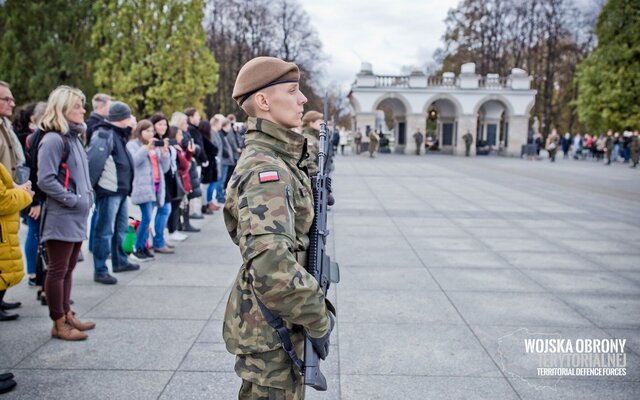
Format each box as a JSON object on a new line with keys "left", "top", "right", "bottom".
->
{"left": 437, "top": 0, "right": 600, "bottom": 135}
{"left": 204, "top": 0, "right": 325, "bottom": 117}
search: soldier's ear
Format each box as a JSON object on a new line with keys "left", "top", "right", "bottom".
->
{"left": 254, "top": 92, "right": 270, "bottom": 112}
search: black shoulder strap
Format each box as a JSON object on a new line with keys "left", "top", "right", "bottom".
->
{"left": 59, "top": 134, "right": 72, "bottom": 190}
{"left": 61, "top": 133, "right": 71, "bottom": 163}
{"left": 26, "top": 129, "right": 42, "bottom": 163}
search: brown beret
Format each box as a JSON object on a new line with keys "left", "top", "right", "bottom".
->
{"left": 302, "top": 110, "right": 323, "bottom": 125}
{"left": 232, "top": 57, "right": 300, "bottom": 106}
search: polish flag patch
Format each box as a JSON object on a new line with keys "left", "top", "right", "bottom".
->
{"left": 259, "top": 171, "right": 280, "bottom": 183}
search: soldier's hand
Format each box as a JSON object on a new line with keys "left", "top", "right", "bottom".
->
{"left": 308, "top": 311, "right": 335, "bottom": 360}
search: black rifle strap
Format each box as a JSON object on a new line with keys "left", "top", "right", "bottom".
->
{"left": 245, "top": 273, "right": 305, "bottom": 374}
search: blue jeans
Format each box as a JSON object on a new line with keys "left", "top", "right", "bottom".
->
{"left": 612, "top": 144, "right": 620, "bottom": 161}
{"left": 215, "top": 165, "right": 229, "bottom": 203}
{"left": 135, "top": 202, "right": 155, "bottom": 252}
{"left": 93, "top": 195, "right": 129, "bottom": 275}
{"left": 153, "top": 202, "right": 171, "bottom": 248}
{"left": 24, "top": 215, "right": 40, "bottom": 275}
{"left": 88, "top": 207, "right": 97, "bottom": 252}
{"left": 206, "top": 182, "right": 216, "bottom": 203}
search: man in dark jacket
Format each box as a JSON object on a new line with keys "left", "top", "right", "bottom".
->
{"left": 87, "top": 102, "right": 138, "bottom": 284}
{"left": 184, "top": 107, "right": 206, "bottom": 219}
{"left": 85, "top": 93, "right": 111, "bottom": 147}
{"left": 185, "top": 107, "right": 207, "bottom": 166}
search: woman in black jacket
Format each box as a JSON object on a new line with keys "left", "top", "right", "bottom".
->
{"left": 197, "top": 120, "right": 220, "bottom": 214}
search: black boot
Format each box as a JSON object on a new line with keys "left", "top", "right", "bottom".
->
{"left": 0, "top": 290, "right": 21, "bottom": 310}
{"left": 0, "top": 373, "right": 14, "bottom": 381}
{"left": 0, "top": 378, "right": 16, "bottom": 394}
{"left": 0, "top": 301, "right": 21, "bottom": 310}
{"left": 177, "top": 207, "right": 184, "bottom": 231}
{"left": 182, "top": 205, "right": 200, "bottom": 232}
{"left": 0, "top": 291, "right": 18, "bottom": 321}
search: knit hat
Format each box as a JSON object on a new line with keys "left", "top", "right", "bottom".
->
{"left": 302, "top": 110, "right": 323, "bottom": 125}
{"left": 232, "top": 57, "right": 300, "bottom": 106}
{"left": 107, "top": 101, "right": 132, "bottom": 122}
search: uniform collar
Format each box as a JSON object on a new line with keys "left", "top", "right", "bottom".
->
{"left": 302, "top": 127, "right": 319, "bottom": 138}
{"left": 245, "top": 117, "right": 305, "bottom": 161}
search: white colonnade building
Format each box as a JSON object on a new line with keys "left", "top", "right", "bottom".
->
{"left": 349, "top": 62, "right": 537, "bottom": 156}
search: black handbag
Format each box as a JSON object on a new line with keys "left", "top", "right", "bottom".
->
{"left": 35, "top": 204, "right": 48, "bottom": 286}
{"left": 187, "top": 160, "right": 202, "bottom": 199}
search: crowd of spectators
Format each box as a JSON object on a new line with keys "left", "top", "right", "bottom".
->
{"left": 531, "top": 128, "right": 639, "bottom": 166}
{"left": 0, "top": 81, "right": 246, "bottom": 368}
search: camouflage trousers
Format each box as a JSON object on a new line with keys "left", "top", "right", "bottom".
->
{"left": 238, "top": 379, "right": 305, "bottom": 400}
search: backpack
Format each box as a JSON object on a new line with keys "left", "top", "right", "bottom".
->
{"left": 25, "top": 129, "right": 72, "bottom": 196}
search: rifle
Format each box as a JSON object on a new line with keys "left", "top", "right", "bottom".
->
{"left": 303, "top": 95, "right": 340, "bottom": 391}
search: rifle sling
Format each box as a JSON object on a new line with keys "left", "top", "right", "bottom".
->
{"left": 245, "top": 273, "right": 305, "bottom": 374}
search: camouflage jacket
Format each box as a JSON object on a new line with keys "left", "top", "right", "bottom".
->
{"left": 301, "top": 127, "right": 320, "bottom": 176}
{"left": 631, "top": 136, "right": 639, "bottom": 152}
{"left": 223, "top": 118, "right": 331, "bottom": 383}
{"left": 413, "top": 132, "right": 424, "bottom": 144}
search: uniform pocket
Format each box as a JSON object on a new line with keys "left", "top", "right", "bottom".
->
{"left": 222, "top": 266, "right": 281, "bottom": 355}
{"left": 241, "top": 189, "right": 295, "bottom": 243}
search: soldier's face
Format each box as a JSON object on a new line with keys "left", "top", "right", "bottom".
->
{"left": 266, "top": 83, "right": 307, "bottom": 129}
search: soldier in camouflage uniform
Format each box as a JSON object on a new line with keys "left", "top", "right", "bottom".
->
{"left": 412, "top": 130, "right": 424, "bottom": 155}
{"left": 223, "top": 57, "right": 334, "bottom": 400}
{"left": 604, "top": 130, "right": 613, "bottom": 165}
{"left": 462, "top": 131, "right": 473, "bottom": 157}
{"left": 301, "top": 110, "right": 322, "bottom": 176}
{"left": 631, "top": 130, "right": 639, "bottom": 168}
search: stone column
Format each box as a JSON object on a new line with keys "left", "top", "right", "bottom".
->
{"left": 404, "top": 113, "right": 425, "bottom": 155}
{"left": 506, "top": 115, "right": 529, "bottom": 157}
{"left": 454, "top": 114, "right": 477, "bottom": 156}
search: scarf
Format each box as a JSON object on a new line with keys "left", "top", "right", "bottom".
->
{"left": 149, "top": 149, "right": 161, "bottom": 193}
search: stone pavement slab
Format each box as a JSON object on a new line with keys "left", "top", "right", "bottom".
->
{"left": 339, "top": 322, "right": 502, "bottom": 377}
{"left": 5, "top": 370, "right": 172, "bottom": 400}
{"left": 17, "top": 319, "right": 205, "bottom": 370}
{"left": 2, "top": 153, "right": 639, "bottom": 399}
{"left": 340, "top": 376, "right": 519, "bottom": 400}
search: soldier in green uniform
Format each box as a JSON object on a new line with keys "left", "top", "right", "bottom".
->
{"left": 301, "top": 110, "right": 322, "bottom": 176}
{"left": 462, "top": 130, "right": 473, "bottom": 157}
{"left": 223, "top": 57, "right": 334, "bottom": 400}
{"left": 605, "top": 130, "right": 613, "bottom": 165}
{"left": 354, "top": 129, "right": 362, "bottom": 154}
{"left": 630, "top": 130, "right": 639, "bottom": 168}
{"left": 412, "top": 130, "right": 424, "bottom": 155}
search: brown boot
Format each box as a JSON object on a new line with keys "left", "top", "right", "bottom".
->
{"left": 66, "top": 311, "right": 95, "bottom": 331}
{"left": 51, "top": 317, "right": 87, "bottom": 341}
{"left": 208, "top": 202, "right": 221, "bottom": 212}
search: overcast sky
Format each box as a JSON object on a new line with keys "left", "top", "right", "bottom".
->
{"left": 298, "top": 0, "right": 459, "bottom": 89}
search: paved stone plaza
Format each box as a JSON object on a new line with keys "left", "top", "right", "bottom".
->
{"left": 1, "top": 153, "right": 639, "bottom": 399}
